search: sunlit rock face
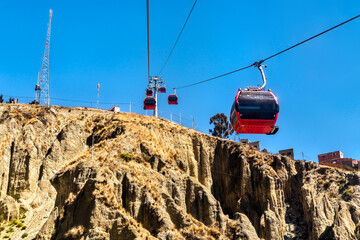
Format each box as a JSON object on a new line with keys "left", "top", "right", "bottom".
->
{"left": 0, "top": 104, "right": 359, "bottom": 240}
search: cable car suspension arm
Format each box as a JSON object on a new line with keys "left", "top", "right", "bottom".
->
{"left": 251, "top": 61, "right": 267, "bottom": 90}
{"left": 258, "top": 65, "right": 266, "bottom": 90}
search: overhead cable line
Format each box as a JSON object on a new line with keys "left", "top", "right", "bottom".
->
{"left": 147, "top": 0, "right": 151, "bottom": 79}
{"left": 52, "top": 97, "right": 128, "bottom": 105}
{"left": 260, "top": 13, "right": 360, "bottom": 63}
{"left": 175, "top": 13, "right": 360, "bottom": 90}
{"left": 176, "top": 65, "right": 253, "bottom": 89}
{"left": 2, "top": 95, "right": 129, "bottom": 105}
{"left": 158, "top": 0, "right": 198, "bottom": 75}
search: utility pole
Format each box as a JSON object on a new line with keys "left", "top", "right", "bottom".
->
{"left": 148, "top": 76, "right": 162, "bottom": 117}
{"left": 97, "top": 83, "right": 100, "bottom": 109}
{"left": 35, "top": 9, "right": 53, "bottom": 106}
{"left": 154, "top": 79, "right": 158, "bottom": 117}
{"left": 302, "top": 152, "right": 305, "bottom": 160}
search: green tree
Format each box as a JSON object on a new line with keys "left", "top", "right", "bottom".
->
{"left": 209, "top": 113, "right": 234, "bottom": 139}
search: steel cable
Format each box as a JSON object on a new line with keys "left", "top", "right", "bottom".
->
{"left": 147, "top": 0, "right": 151, "bottom": 79}
{"left": 158, "top": 0, "right": 198, "bottom": 75}
{"left": 174, "top": 14, "right": 360, "bottom": 90}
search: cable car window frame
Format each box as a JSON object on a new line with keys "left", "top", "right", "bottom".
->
{"left": 144, "top": 97, "right": 156, "bottom": 105}
{"left": 168, "top": 95, "right": 178, "bottom": 102}
{"left": 146, "top": 89, "right": 153, "bottom": 96}
{"left": 237, "top": 92, "right": 278, "bottom": 120}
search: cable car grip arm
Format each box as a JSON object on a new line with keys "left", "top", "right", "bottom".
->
{"left": 248, "top": 60, "right": 267, "bottom": 90}
{"left": 257, "top": 65, "right": 267, "bottom": 90}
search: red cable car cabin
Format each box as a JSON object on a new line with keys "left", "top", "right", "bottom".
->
{"left": 159, "top": 86, "right": 166, "bottom": 93}
{"left": 230, "top": 90, "right": 279, "bottom": 135}
{"left": 144, "top": 97, "right": 156, "bottom": 110}
{"left": 168, "top": 94, "right": 178, "bottom": 105}
{"left": 146, "top": 88, "right": 153, "bottom": 96}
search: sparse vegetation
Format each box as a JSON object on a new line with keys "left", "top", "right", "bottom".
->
{"left": 141, "top": 152, "right": 151, "bottom": 162}
{"left": 16, "top": 222, "right": 24, "bottom": 228}
{"left": 336, "top": 177, "right": 347, "bottom": 192}
{"left": 3, "top": 235, "right": 10, "bottom": 239}
{"left": 19, "top": 207, "right": 26, "bottom": 215}
{"left": 21, "top": 233, "right": 28, "bottom": 238}
{"left": 120, "top": 153, "right": 133, "bottom": 162}
{"left": 21, "top": 226, "right": 27, "bottom": 230}
{"left": 12, "top": 194, "right": 20, "bottom": 202}
{"left": 0, "top": 226, "right": 5, "bottom": 232}
{"left": 6, "top": 227, "right": 14, "bottom": 233}
{"left": 8, "top": 219, "right": 19, "bottom": 227}
{"left": 342, "top": 186, "right": 354, "bottom": 202}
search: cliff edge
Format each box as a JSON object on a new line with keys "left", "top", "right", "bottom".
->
{"left": 0, "top": 104, "right": 359, "bottom": 239}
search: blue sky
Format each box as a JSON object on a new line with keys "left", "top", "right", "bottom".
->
{"left": 1, "top": 0, "right": 360, "bottom": 161}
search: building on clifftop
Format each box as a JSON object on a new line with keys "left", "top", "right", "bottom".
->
{"left": 279, "top": 148, "right": 294, "bottom": 160}
{"left": 318, "top": 151, "right": 358, "bottom": 170}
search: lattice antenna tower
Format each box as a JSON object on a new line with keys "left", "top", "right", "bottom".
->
{"left": 35, "top": 9, "right": 53, "bottom": 106}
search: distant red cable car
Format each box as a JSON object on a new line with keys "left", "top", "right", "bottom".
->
{"left": 159, "top": 86, "right": 166, "bottom": 93}
{"left": 144, "top": 97, "right": 156, "bottom": 110}
{"left": 146, "top": 88, "right": 153, "bottom": 96}
{"left": 168, "top": 94, "right": 178, "bottom": 105}
{"left": 230, "top": 64, "right": 279, "bottom": 135}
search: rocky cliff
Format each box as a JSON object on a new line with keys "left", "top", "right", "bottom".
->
{"left": 0, "top": 104, "right": 359, "bottom": 240}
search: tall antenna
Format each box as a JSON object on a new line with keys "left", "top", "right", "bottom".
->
{"left": 35, "top": 9, "right": 53, "bottom": 106}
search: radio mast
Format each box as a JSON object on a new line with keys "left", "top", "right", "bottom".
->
{"left": 35, "top": 9, "right": 53, "bottom": 106}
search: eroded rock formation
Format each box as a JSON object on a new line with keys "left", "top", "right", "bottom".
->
{"left": 0, "top": 104, "right": 359, "bottom": 239}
